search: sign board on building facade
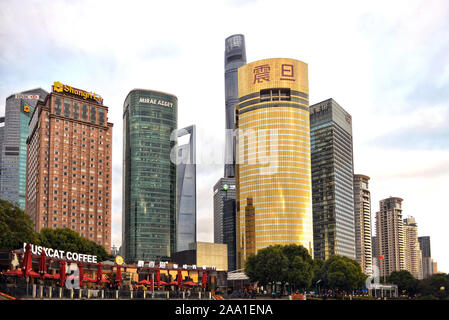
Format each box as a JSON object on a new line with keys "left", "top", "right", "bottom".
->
{"left": 136, "top": 260, "right": 216, "bottom": 271}
{"left": 53, "top": 81, "right": 103, "bottom": 104}
{"left": 23, "top": 243, "right": 98, "bottom": 263}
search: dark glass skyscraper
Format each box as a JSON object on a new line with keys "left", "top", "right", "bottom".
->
{"left": 213, "top": 177, "right": 236, "bottom": 244}
{"left": 224, "top": 34, "right": 246, "bottom": 178}
{"left": 123, "top": 89, "right": 177, "bottom": 262}
{"left": 310, "top": 98, "right": 356, "bottom": 260}
{"left": 223, "top": 198, "right": 236, "bottom": 271}
{"left": 176, "top": 125, "right": 196, "bottom": 252}
{"left": 0, "top": 88, "right": 48, "bottom": 209}
{"left": 418, "top": 236, "right": 431, "bottom": 258}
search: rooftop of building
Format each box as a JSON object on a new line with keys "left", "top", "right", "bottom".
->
{"left": 124, "top": 88, "right": 178, "bottom": 102}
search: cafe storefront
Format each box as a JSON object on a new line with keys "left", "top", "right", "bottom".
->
{"left": 0, "top": 243, "right": 225, "bottom": 300}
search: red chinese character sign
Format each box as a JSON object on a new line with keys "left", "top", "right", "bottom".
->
{"left": 239, "top": 58, "right": 308, "bottom": 98}
{"left": 253, "top": 64, "right": 271, "bottom": 84}
{"left": 280, "top": 64, "right": 295, "bottom": 81}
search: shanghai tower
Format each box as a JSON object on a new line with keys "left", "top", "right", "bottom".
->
{"left": 224, "top": 34, "right": 246, "bottom": 178}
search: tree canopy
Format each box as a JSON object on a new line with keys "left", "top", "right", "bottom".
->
{"left": 0, "top": 200, "right": 113, "bottom": 262}
{"left": 320, "top": 255, "right": 366, "bottom": 292}
{"left": 0, "top": 200, "right": 39, "bottom": 250}
{"left": 388, "top": 270, "right": 419, "bottom": 296}
{"left": 245, "top": 245, "right": 288, "bottom": 287}
{"left": 244, "top": 244, "right": 314, "bottom": 290}
{"left": 39, "top": 228, "right": 113, "bottom": 262}
{"left": 282, "top": 244, "right": 314, "bottom": 289}
{"left": 417, "top": 273, "right": 449, "bottom": 300}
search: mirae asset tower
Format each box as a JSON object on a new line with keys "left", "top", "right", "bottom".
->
{"left": 26, "top": 82, "right": 113, "bottom": 251}
{"left": 122, "top": 89, "right": 178, "bottom": 263}
{"left": 235, "top": 58, "right": 314, "bottom": 268}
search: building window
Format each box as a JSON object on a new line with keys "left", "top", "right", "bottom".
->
{"left": 64, "top": 100, "right": 71, "bottom": 117}
{"left": 55, "top": 97, "right": 62, "bottom": 115}
{"left": 82, "top": 104, "right": 88, "bottom": 121}
{"left": 73, "top": 102, "right": 79, "bottom": 120}
{"left": 260, "top": 88, "right": 291, "bottom": 101}
{"left": 98, "top": 108, "right": 105, "bottom": 126}
{"left": 90, "top": 106, "right": 96, "bottom": 124}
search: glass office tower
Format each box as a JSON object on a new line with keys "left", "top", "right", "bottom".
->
{"left": 123, "top": 89, "right": 177, "bottom": 262}
{"left": 224, "top": 34, "right": 246, "bottom": 178}
{"left": 0, "top": 88, "right": 48, "bottom": 209}
{"left": 310, "top": 98, "right": 356, "bottom": 260}
{"left": 236, "top": 58, "right": 314, "bottom": 268}
{"left": 213, "top": 177, "right": 236, "bottom": 244}
{"left": 176, "top": 125, "right": 197, "bottom": 252}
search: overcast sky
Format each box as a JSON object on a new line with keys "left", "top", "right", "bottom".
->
{"left": 1, "top": 0, "right": 448, "bottom": 273}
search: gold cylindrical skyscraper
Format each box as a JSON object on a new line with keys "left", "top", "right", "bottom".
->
{"left": 236, "top": 58, "right": 313, "bottom": 268}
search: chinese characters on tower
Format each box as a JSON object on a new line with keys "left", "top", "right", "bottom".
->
{"left": 253, "top": 64, "right": 296, "bottom": 83}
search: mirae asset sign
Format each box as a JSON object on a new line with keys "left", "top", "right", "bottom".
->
{"left": 139, "top": 97, "right": 174, "bottom": 108}
{"left": 23, "top": 243, "right": 98, "bottom": 263}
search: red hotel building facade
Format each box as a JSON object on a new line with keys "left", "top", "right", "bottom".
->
{"left": 26, "top": 82, "right": 113, "bottom": 252}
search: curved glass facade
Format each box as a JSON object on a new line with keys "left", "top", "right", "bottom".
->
{"left": 176, "top": 125, "right": 196, "bottom": 252}
{"left": 236, "top": 58, "right": 314, "bottom": 268}
{"left": 123, "top": 89, "right": 177, "bottom": 262}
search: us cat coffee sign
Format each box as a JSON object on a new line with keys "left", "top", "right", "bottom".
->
{"left": 23, "top": 243, "right": 98, "bottom": 263}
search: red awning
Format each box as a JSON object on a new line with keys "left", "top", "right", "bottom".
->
{"left": 183, "top": 281, "right": 198, "bottom": 286}
{"left": 21, "top": 243, "right": 32, "bottom": 278}
{"left": 177, "top": 269, "right": 183, "bottom": 289}
{"left": 83, "top": 276, "right": 96, "bottom": 282}
{"left": 202, "top": 271, "right": 207, "bottom": 289}
{"left": 138, "top": 280, "right": 151, "bottom": 285}
{"left": 115, "top": 265, "right": 122, "bottom": 286}
{"left": 59, "top": 261, "right": 66, "bottom": 287}
{"left": 29, "top": 271, "right": 40, "bottom": 278}
{"left": 96, "top": 263, "right": 103, "bottom": 284}
{"left": 78, "top": 263, "right": 84, "bottom": 287}
{"left": 4, "top": 269, "right": 23, "bottom": 277}
{"left": 38, "top": 250, "right": 47, "bottom": 279}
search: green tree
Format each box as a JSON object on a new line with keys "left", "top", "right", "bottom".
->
{"left": 321, "top": 255, "right": 366, "bottom": 294}
{"left": 417, "top": 274, "right": 449, "bottom": 300}
{"left": 312, "top": 258, "right": 325, "bottom": 291}
{"left": 244, "top": 245, "right": 288, "bottom": 289}
{"left": 244, "top": 244, "right": 315, "bottom": 294}
{"left": 38, "top": 228, "right": 113, "bottom": 262}
{"left": 0, "top": 200, "right": 39, "bottom": 250}
{"left": 388, "top": 270, "right": 419, "bottom": 296}
{"left": 281, "top": 244, "right": 314, "bottom": 291}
